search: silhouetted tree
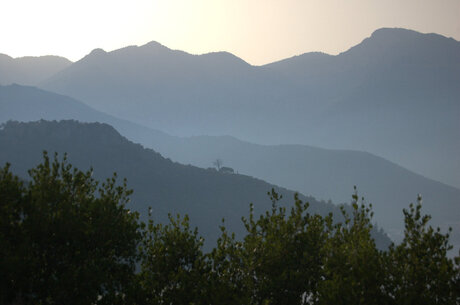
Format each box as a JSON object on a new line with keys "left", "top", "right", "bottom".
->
{"left": 384, "top": 195, "right": 459, "bottom": 305}
{"left": 2, "top": 152, "right": 459, "bottom": 304}
{"left": 0, "top": 152, "right": 141, "bottom": 305}
{"left": 138, "top": 213, "right": 211, "bottom": 304}
{"left": 317, "top": 187, "right": 388, "bottom": 305}
{"left": 213, "top": 158, "right": 223, "bottom": 170}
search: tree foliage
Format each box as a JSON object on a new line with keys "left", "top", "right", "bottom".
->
{"left": 137, "top": 213, "right": 210, "bottom": 304}
{"left": 317, "top": 188, "right": 387, "bottom": 305}
{"left": 385, "top": 195, "right": 459, "bottom": 304}
{"left": 235, "top": 190, "right": 328, "bottom": 304}
{"left": 1, "top": 155, "right": 458, "bottom": 304}
{"left": 0, "top": 152, "right": 141, "bottom": 305}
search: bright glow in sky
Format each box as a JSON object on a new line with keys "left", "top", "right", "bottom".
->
{"left": 1, "top": 0, "right": 459, "bottom": 65}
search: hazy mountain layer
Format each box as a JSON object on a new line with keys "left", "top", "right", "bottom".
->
{"left": 0, "top": 120, "right": 392, "bottom": 249}
{"left": 38, "top": 28, "right": 460, "bottom": 188}
{"left": 1, "top": 84, "right": 458, "bottom": 249}
{"left": 0, "top": 84, "right": 170, "bottom": 142}
{"left": 0, "top": 54, "right": 71, "bottom": 86}
{"left": 156, "top": 136, "right": 460, "bottom": 247}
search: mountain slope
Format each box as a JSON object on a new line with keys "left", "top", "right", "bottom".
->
{"left": 142, "top": 135, "right": 460, "bottom": 245}
{"left": 0, "top": 84, "right": 172, "bottom": 145}
{"left": 1, "top": 84, "right": 458, "bottom": 248}
{"left": 266, "top": 28, "right": 460, "bottom": 187}
{"left": 0, "top": 54, "right": 71, "bottom": 86}
{"left": 2, "top": 120, "right": 380, "bottom": 248}
{"left": 40, "top": 42, "right": 272, "bottom": 135}
{"left": 38, "top": 28, "right": 460, "bottom": 188}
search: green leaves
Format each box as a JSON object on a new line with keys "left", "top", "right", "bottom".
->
{"left": 385, "top": 196, "right": 459, "bottom": 305}
{"left": 0, "top": 152, "right": 141, "bottom": 305}
{"left": 236, "top": 190, "right": 328, "bottom": 305}
{"left": 138, "top": 213, "right": 210, "bottom": 304}
{"left": 318, "top": 189, "right": 386, "bottom": 305}
{"left": 1, "top": 155, "right": 458, "bottom": 304}
{"left": 0, "top": 163, "right": 27, "bottom": 304}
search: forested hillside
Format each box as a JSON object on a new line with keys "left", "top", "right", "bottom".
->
{"left": 0, "top": 120, "right": 393, "bottom": 248}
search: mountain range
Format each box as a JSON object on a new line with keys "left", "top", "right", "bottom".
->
{"left": 28, "top": 28, "right": 459, "bottom": 188}
{"left": 0, "top": 120, "right": 393, "bottom": 249}
{"left": 0, "top": 54, "right": 71, "bottom": 86}
{"left": 1, "top": 27, "right": 459, "bottom": 251}
{"left": 1, "top": 84, "right": 458, "bottom": 249}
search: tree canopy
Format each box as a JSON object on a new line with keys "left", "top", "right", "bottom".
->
{"left": 0, "top": 152, "right": 141, "bottom": 305}
{"left": 1, "top": 154, "right": 458, "bottom": 304}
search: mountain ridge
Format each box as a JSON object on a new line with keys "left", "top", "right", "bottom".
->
{"left": 0, "top": 119, "right": 397, "bottom": 249}
{"left": 35, "top": 27, "right": 460, "bottom": 188}
{"left": 1, "top": 84, "right": 459, "bottom": 250}
{"left": 0, "top": 54, "right": 72, "bottom": 86}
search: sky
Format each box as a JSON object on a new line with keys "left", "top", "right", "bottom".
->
{"left": 1, "top": 0, "right": 459, "bottom": 65}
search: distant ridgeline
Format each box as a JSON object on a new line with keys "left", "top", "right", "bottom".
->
{"left": 1, "top": 84, "right": 459, "bottom": 251}
{"left": 0, "top": 120, "right": 391, "bottom": 249}
{"left": 2, "top": 29, "right": 459, "bottom": 188}
{"left": 35, "top": 28, "right": 460, "bottom": 189}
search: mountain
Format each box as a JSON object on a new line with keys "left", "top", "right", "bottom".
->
{"left": 146, "top": 135, "right": 460, "bottom": 245}
{"left": 264, "top": 28, "right": 460, "bottom": 189}
{"left": 39, "top": 28, "right": 460, "bottom": 188}
{"left": 0, "top": 120, "right": 393, "bottom": 249}
{"left": 0, "top": 84, "right": 171, "bottom": 144}
{"left": 39, "top": 40, "right": 286, "bottom": 138}
{"left": 0, "top": 54, "right": 71, "bottom": 86}
{"left": 2, "top": 84, "right": 458, "bottom": 249}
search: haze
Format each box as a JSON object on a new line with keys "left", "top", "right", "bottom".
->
{"left": 2, "top": 0, "right": 459, "bottom": 65}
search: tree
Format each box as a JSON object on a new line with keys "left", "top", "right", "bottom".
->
{"left": 0, "top": 152, "right": 141, "bottom": 305}
{"left": 208, "top": 222, "right": 251, "bottom": 305}
{"left": 222, "top": 189, "right": 329, "bottom": 305}
{"left": 3, "top": 152, "right": 459, "bottom": 304}
{"left": 213, "top": 158, "right": 223, "bottom": 171}
{"left": 384, "top": 195, "right": 460, "bottom": 305}
{"left": 138, "top": 213, "right": 211, "bottom": 304}
{"left": 317, "top": 187, "right": 388, "bottom": 305}
{"left": 0, "top": 163, "right": 29, "bottom": 304}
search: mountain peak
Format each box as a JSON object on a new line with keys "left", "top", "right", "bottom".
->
{"left": 367, "top": 27, "right": 459, "bottom": 45}
{"left": 142, "top": 41, "right": 169, "bottom": 50}
{"left": 77, "top": 48, "right": 108, "bottom": 63}
{"left": 371, "top": 27, "right": 420, "bottom": 38}
{"left": 339, "top": 27, "right": 460, "bottom": 59}
{"left": 88, "top": 48, "right": 107, "bottom": 57}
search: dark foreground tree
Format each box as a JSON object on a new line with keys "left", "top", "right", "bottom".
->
{"left": 1, "top": 154, "right": 458, "bottom": 304}
{"left": 137, "top": 213, "right": 211, "bottom": 305}
{"left": 201, "top": 189, "right": 459, "bottom": 305}
{"left": 236, "top": 190, "right": 328, "bottom": 305}
{"left": 0, "top": 152, "right": 141, "bottom": 305}
{"left": 385, "top": 195, "right": 460, "bottom": 305}
{"left": 317, "top": 188, "right": 388, "bottom": 305}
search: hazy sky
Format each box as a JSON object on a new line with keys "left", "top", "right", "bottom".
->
{"left": 1, "top": 0, "right": 459, "bottom": 65}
